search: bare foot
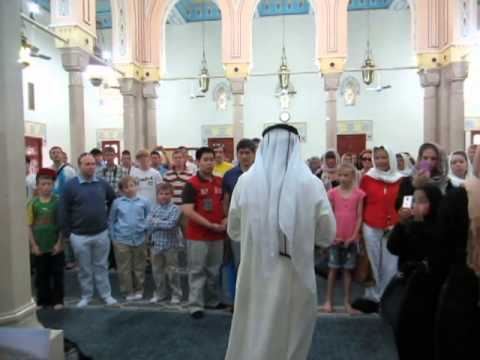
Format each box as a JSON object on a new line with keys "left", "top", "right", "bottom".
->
{"left": 322, "top": 302, "right": 334, "bottom": 313}
{"left": 345, "top": 304, "right": 361, "bottom": 315}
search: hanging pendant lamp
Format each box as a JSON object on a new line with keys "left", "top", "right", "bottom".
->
{"left": 198, "top": 3, "right": 210, "bottom": 93}
{"left": 278, "top": 13, "right": 290, "bottom": 91}
{"left": 361, "top": 10, "right": 375, "bottom": 85}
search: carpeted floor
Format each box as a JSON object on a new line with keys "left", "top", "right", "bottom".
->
{"left": 37, "top": 307, "right": 398, "bottom": 360}
{"left": 59, "top": 270, "right": 365, "bottom": 310}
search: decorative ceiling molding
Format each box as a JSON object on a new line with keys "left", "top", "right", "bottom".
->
{"left": 34, "top": 0, "right": 402, "bottom": 29}
{"left": 257, "top": 1, "right": 310, "bottom": 17}
{"left": 348, "top": 0, "right": 394, "bottom": 11}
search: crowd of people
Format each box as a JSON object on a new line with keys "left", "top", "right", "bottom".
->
{"left": 25, "top": 135, "right": 480, "bottom": 359}
{"left": 26, "top": 140, "right": 256, "bottom": 320}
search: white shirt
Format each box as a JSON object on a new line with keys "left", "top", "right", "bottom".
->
{"left": 186, "top": 161, "right": 198, "bottom": 173}
{"left": 26, "top": 173, "right": 36, "bottom": 201}
{"left": 130, "top": 167, "right": 163, "bottom": 204}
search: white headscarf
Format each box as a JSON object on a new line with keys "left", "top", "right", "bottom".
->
{"left": 399, "top": 152, "right": 414, "bottom": 177}
{"left": 237, "top": 125, "right": 332, "bottom": 291}
{"left": 366, "top": 145, "right": 404, "bottom": 183}
{"left": 448, "top": 150, "right": 469, "bottom": 188}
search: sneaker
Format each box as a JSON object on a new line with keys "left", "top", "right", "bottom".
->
{"left": 53, "top": 304, "right": 64, "bottom": 310}
{"left": 103, "top": 296, "right": 118, "bottom": 306}
{"left": 76, "top": 298, "right": 90, "bottom": 308}
{"left": 132, "top": 293, "right": 143, "bottom": 301}
{"left": 170, "top": 297, "right": 181, "bottom": 305}
{"left": 150, "top": 295, "right": 159, "bottom": 304}
{"left": 125, "top": 293, "right": 137, "bottom": 301}
{"left": 191, "top": 310, "right": 204, "bottom": 319}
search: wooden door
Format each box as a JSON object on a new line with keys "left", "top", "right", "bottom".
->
{"left": 25, "top": 136, "right": 43, "bottom": 173}
{"left": 101, "top": 140, "right": 120, "bottom": 165}
{"left": 208, "top": 138, "right": 234, "bottom": 162}
{"left": 337, "top": 134, "right": 366, "bottom": 156}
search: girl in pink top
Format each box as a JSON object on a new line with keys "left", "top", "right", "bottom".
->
{"left": 322, "top": 163, "right": 365, "bottom": 314}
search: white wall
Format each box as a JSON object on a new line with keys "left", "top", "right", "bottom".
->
{"left": 159, "top": 9, "right": 422, "bottom": 158}
{"left": 158, "top": 21, "right": 233, "bottom": 147}
{"left": 339, "top": 10, "right": 422, "bottom": 157}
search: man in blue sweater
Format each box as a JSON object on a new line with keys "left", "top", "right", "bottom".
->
{"left": 60, "top": 153, "right": 117, "bottom": 307}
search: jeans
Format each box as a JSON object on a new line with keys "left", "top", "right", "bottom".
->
{"left": 70, "top": 230, "right": 112, "bottom": 301}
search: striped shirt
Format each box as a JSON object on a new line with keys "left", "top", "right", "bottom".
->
{"left": 163, "top": 167, "right": 194, "bottom": 205}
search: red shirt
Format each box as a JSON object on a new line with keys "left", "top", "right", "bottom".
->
{"left": 182, "top": 173, "right": 225, "bottom": 241}
{"left": 360, "top": 175, "right": 401, "bottom": 229}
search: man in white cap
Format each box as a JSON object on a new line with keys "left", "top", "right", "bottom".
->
{"left": 224, "top": 124, "right": 336, "bottom": 360}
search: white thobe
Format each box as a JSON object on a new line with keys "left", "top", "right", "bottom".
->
{"left": 225, "top": 177, "right": 335, "bottom": 360}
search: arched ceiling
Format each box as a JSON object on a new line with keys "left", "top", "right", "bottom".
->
{"left": 32, "top": 0, "right": 401, "bottom": 29}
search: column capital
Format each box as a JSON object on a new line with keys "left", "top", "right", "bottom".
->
{"left": 52, "top": 25, "right": 96, "bottom": 54}
{"left": 318, "top": 57, "right": 346, "bottom": 75}
{"left": 61, "top": 48, "right": 89, "bottom": 73}
{"left": 118, "top": 78, "right": 142, "bottom": 97}
{"left": 229, "top": 78, "right": 246, "bottom": 95}
{"left": 224, "top": 63, "right": 250, "bottom": 79}
{"left": 143, "top": 82, "right": 160, "bottom": 99}
{"left": 323, "top": 72, "right": 342, "bottom": 92}
{"left": 419, "top": 68, "right": 441, "bottom": 88}
{"left": 445, "top": 61, "right": 469, "bottom": 83}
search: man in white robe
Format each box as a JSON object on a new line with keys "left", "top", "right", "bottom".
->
{"left": 225, "top": 124, "right": 336, "bottom": 360}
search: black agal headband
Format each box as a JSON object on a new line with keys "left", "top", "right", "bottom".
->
{"left": 262, "top": 123, "right": 299, "bottom": 137}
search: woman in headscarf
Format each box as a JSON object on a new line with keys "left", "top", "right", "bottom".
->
{"left": 433, "top": 147, "right": 480, "bottom": 360}
{"left": 386, "top": 184, "right": 444, "bottom": 360}
{"left": 396, "top": 152, "right": 414, "bottom": 177}
{"left": 317, "top": 150, "right": 340, "bottom": 190}
{"left": 358, "top": 149, "right": 373, "bottom": 178}
{"left": 396, "top": 143, "right": 449, "bottom": 222}
{"left": 341, "top": 152, "right": 354, "bottom": 165}
{"left": 447, "top": 150, "right": 469, "bottom": 189}
{"left": 352, "top": 146, "right": 403, "bottom": 313}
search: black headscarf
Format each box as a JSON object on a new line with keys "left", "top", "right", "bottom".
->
{"left": 415, "top": 184, "right": 443, "bottom": 223}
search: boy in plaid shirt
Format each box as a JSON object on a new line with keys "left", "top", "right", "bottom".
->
{"left": 147, "top": 182, "right": 184, "bottom": 304}
{"left": 96, "top": 146, "right": 124, "bottom": 194}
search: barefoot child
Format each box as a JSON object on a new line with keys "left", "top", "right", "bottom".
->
{"left": 28, "top": 168, "right": 64, "bottom": 309}
{"left": 323, "top": 163, "right": 365, "bottom": 314}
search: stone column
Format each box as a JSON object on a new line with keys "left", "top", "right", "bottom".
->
{"left": 119, "top": 78, "right": 142, "bottom": 153}
{"left": 136, "top": 91, "right": 146, "bottom": 151}
{"left": 323, "top": 73, "right": 341, "bottom": 150}
{"left": 61, "top": 48, "right": 89, "bottom": 161}
{"left": 419, "top": 68, "right": 440, "bottom": 143}
{"left": 447, "top": 62, "right": 469, "bottom": 152}
{"left": 143, "top": 82, "right": 159, "bottom": 150}
{"left": 0, "top": 1, "right": 63, "bottom": 357}
{"left": 230, "top": 79, "right": 246, "bottom": 152}
{"left": 438, "top": 67, "right": 451, "bottom": 150}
